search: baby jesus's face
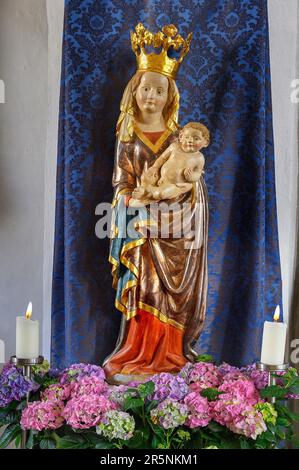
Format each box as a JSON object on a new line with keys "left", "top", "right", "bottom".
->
{"left": 179, "top": 127, "right": 208, "bottom": 153}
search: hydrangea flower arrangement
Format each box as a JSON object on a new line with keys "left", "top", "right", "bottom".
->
{"left": 0, "top": 357, "right": 298, "bottom": 449}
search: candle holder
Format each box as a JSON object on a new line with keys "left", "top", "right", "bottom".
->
{"left": 256, "top": 362, "right": 289, "bottom": 404}
{"left": 10, "top": 355, "right": 44, "bottom": 449}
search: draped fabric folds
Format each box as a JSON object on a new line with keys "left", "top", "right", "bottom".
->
{"left": 51, "top": 0, "right": 282, "bottom": 369}
{"left": 102, "top": 128, "right": 209, "bottom": 379}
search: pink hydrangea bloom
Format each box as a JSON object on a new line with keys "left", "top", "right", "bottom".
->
{"left": 210, "top": 394, "right": 243, "bottom": 426}
{"left": 222, "top": 371, "right": 249, "bottom": 382}
{"left": 184, "top": 392, "right": 211, "bottom": 428}
{"left": 63, "top": 394, "right": 117, "bottom": 429}
{"left": 188, "top": 362, "right": 223, "bottom": 389}
{"left": 219, "top": 378, "right": 260, "bottom": 405}
{"left": 41, "top": 383, "right": 72, "bottom": 402}
{"left": 228, "top": 406, "right": 267, "bottom": 440}
{"left": 189, "top": 382, "right": 206, "bottom": 394}
{"left": 210, "top": 392, "right": 267, "bottom": 440}
{"left": 21, "top": 400, "right": 64, "bottom": 431}
{"left": 70, "top": 375, "right": 109, "bottom": 398}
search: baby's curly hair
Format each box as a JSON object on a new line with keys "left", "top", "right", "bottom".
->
{"left": 182, "top": 121, "right": 210, "bottom": 145}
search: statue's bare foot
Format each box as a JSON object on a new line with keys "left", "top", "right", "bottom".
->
{"left": 152, "top": 189, "right": 161, "bottom": 200}
{"left": 129, "top": 198, "right": 147, "bottom": 208}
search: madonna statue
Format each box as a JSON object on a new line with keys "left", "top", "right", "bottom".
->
{"left": 102, "top": 23, "right": 209, "bottom": 384}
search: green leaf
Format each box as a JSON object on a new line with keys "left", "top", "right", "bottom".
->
{"left": 218, "top": 438, "right": 240, "bottom": 449}
{"left": 40, "top": 377, "right": 59, "bottom": 389}
{"left": 124, "top": 397, "right": 144, "bottom": 411}
{"left": 145, "top": 400, "right": 159, "bottom": 414}
{"left": 260, "top": 386, "right": 288, "bottom": 400}
{"left": 286, "top": 407, "right": 299, "bottom": 421}
{"left": 288, "top": 435, "right": 299, "bottom": 448}
{"left": 195, "top": 354, "right": 214, "bottom": 363}
{"left": 26, "top": 430, "right": 35, "bottom": 449}
{"left": 285, "top": 376, "right": 299, "bottom": 389}
{"left": 151, "top": 434, "right": 162, "bottom": 449}
{"left": 201, "top": 388, "right": 224, "bottom": 401}
{"left": 16, "top": 400, "right": 28, "bottom": 411}
{"left": 276, "top": 368, "right": 298, "bottom": 388}
{"left": 254, "top": 439, "right": 270, "bottom": 449}
{"left": 140, "top": 426, "right": 150, "bottom": 441}
{"left": 275, "top": 428, "right": 286, "bottom": 440}
{"left": 0, "top": 423, "right": 22, "bottom": 449}
{"left": 188, "top": 432, "right": 203, "bottom": 449}
{"left": 125, "top": 430, "right": 147, "bottom": 449}
{"left": 240, "top": 439, "right": 252, "bottom": 449}
{"left": 199, "top": 430, "right": 216, "bottom": 441}
{"left": 208, "top": 422, "right": 224, "bottom": 433}
{"left": 289, "top": 384, "right": 299, "bottom": 395}
{"left": 0, "top": 408, "right": 18, "bottom": 425}
{"left": 55, "top": 434, "right": 89, "bottom": 449}
{"left": 147, "top": 420, "right": 165, "bottom": 436}
{"left": 276, "top": 417, "right": 291, "bottom": 427}
{"left": 267, "top": 422, "right": 276, "bottom": 434}
{"left": 39, "top": 438, "right": 56, "bottom": 449}
{"left": 15, "top": 434, "right": 21, "bottom": 449}
{"left": 262, "top": 430, "right": 276, "bottom": 443}
{"left": 83, "top": 432, "right": 104, "bottom": 447}
{"left": 138, "top": 381, "right": 155, "bottom": 398}
{"left": 276, "top": 403, "right": 299, "bottom": 421}
{"left": 94, "top": 440, "right": 115, "bottom": 449}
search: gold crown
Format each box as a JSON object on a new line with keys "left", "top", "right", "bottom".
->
{"left": 130, "top": 23, "right": 192, "bottom": 80}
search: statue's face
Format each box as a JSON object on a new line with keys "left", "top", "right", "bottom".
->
{"left": 179, "top": 128, "right": 208, "bottom": 152}
{"left": 135, "top": 71, "right": 169, "bottom": 115}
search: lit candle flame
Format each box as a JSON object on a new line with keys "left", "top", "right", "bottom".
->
{"left": 273, "top": 305, "right": 280, "bottom": 322}
{"left": 25, "top": 302, "right": 32, "bottom": 320}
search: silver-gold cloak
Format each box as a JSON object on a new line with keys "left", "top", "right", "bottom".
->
{"left": 103, "top": 125, "right": 209, "bottom": 367}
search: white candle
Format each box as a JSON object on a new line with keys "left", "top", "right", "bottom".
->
{"left": 261, "top": 306, "right": 287, "bottom": 365}
{"left": 16, "top": 302, "right": 39, "bottom": 359}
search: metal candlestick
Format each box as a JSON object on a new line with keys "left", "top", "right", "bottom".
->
{"left": 256, "top": 362, "right": 289, "bottom": 404}
{"left": 10, "top": 355, "right": 44, "bottom": 449}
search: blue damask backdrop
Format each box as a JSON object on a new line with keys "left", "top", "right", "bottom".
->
{"left": 51, "top": 0, "right": 282, "bottom": 369}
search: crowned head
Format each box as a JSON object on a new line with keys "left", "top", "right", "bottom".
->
{"left": 130, "top": 23, "right": 192, "bottom": 80}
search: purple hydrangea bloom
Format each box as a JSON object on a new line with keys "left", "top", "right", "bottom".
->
{"left": 48, "top": 367, "right": 61, "bottom": 379}
{"left": 59, "top": 363, "right": 106, "bottom": 385}
{"left": 151, "top": 373, "right": 189, "bottom": 402}
{"left": 0, "top": 364, "right": 39, "bottom": 408}
{"left": 218, "top": 363, "right": 240, "bottom": 377}
{"left": 126, "top": 381, "right": 141, "bottom": 388}
{"left": 178, "top": 362, "right": 194, "bottom": 381}
{"left": 286, "top": 393, "right": 299, "bottom": 399}
{"left": 240, "top": 364, "right": 268, "bottom": 390}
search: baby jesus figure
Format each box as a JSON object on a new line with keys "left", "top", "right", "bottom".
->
{"left": 129, "top": 122, "right": 210, "bottom": 207}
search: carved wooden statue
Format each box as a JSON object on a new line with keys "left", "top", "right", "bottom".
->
{"left": 102, "top": 23, "right": 209, "bottom": 385}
